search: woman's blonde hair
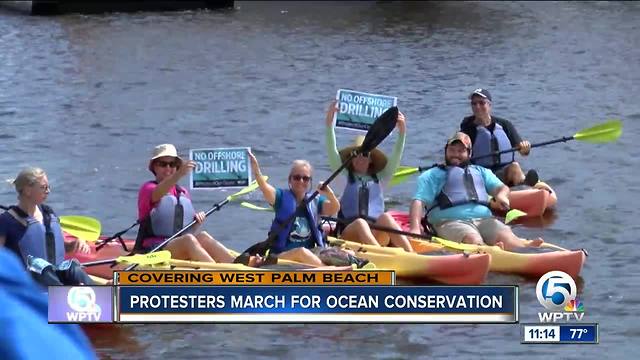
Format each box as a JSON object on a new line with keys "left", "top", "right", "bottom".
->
{"left": 289, "top": 160, "right": 313, "bottom": 177}
{"left": 8, "top": 167, "right": 47, "bottom": 195}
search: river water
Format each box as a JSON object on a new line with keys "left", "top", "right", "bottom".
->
{"left": 1, "top": 1, "right": 639, "bottom": 358}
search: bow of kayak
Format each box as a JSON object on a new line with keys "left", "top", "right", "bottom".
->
{"left": 492, "top": 181, "right": 558, "bottom": 218}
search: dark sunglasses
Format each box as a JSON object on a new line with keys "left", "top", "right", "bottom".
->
{"left": 471, "top": 100, "right": 489, "bottom": 106}
{"left": 155, "top": 160, "right": 178, "bottom": 168}
{"left": 290, "top": 174, "right": 312, "bottom": 183}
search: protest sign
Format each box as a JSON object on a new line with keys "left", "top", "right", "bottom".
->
{"left": 190, "top": 147, "right": 252, "bottom": 190}
{"left": 334, "top": 89, "right": 397, "bottom": 131}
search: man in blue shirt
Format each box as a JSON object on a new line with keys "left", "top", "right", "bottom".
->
{"left": 408, "top": 132, "right": 544, "bottom": 251}
{"left": 0, "top": 248, "right": 97, "bottom": 360}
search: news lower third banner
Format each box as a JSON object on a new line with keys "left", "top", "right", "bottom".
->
{"left": 115, "top": 286, "right": 517, "bottom": 323}
{"left": 47, "top": 279, "right": 518, "bottom": 324}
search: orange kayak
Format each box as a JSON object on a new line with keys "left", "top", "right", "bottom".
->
{"left": 66, "top": 235, "right": 129, "bottom": 279}
{"left": 491, "top": 181, "right": 558, "bottom": 217}
{"left": 66, "top": 235, "right": 368, "bottom": 279}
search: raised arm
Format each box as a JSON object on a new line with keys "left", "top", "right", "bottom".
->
{"left": 379, "top": 111, "right": 406, "bottom": 182}
{"left": 325, "top": 100, "right": 343, "bottom": 172}
{"left": 151, "top": 160, "right": 195, "bottom": 203}
{"left": 248, "top": 151, "right": 276, "bottom": 206}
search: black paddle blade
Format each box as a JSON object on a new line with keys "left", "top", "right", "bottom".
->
{"left": 360, "top": 106, "right": 398, "bottom": 154}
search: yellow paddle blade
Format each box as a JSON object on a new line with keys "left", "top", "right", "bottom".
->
{"left": 393, "top": 166, "right": 420, "bottom": 178}
{"left": 505, "top": 209, "right": 528, "bottom": 224}
{"left": 573, "top": 119, "right": 622, "bottom": 143}
{"left": 60, "top": 216, "right": 101, "bottom": 242}
{"left": 240, "top": 201, "right": 273, "bottom": 212}
{"left": 389, "top": 166, "right": 420, "bottom": 187}
{"left": 432, "top": 236, "right": 478, "bottom": 251}
{"left": 116, "top": 250, "right": 172, "bottom": 266}
{"left": 226, "top": 176, "right": 268, "bottom": 201}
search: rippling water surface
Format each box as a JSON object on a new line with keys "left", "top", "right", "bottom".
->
{"left": 1, "top": 1, "right": 639, "bottom": 358}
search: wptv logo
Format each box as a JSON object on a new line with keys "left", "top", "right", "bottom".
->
{"left": 536, "top": 271, "right": 584, "bottom": 322}
{"left": 66, "top": 287, "right": 102, "bottom": 322}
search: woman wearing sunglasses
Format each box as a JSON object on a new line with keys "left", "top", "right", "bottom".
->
{"left": 0, "top": 167, "right": 95, "bottom": 286}
{"left": 135, "top": 144, "right": 261, "bottom": 265}
{"left": 325, "top": 101, "right": 413, "bottom": 251}
{"left": 248, "top": 151, "right": 342, "bottom": 266}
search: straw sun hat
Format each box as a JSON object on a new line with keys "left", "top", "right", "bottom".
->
{"left": 148, "top": 144, "right": 184, "bottom": 173}
{"left": 338, "top": 135, "right": 387, "bottom": 174}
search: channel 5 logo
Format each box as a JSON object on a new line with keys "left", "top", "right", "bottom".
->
{"left": 66, "top": 287, "right": 102, "bottom": 322}
{"left": 536, "top": 271, "right": 584, "bottom": 322}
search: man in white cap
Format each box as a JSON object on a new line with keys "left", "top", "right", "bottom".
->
{"left": 460, "top": 88, "right": 538, "bottom": 187}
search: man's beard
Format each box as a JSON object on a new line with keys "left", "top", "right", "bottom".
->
{"left": 445, "top": 158, "right": 471, "bottom": 167}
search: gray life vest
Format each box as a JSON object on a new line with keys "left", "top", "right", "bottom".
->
{"left": 472, "top": 122, "right": 514, "bottom": 169}
{"left": 339, "top": 174, "right": 385, "bottom": 220}
{"left": 149, "top": 185, "right": 196, "bottom": 237}
{"left": 7, "top": 205, "right": 65, "bottom": 266}
{"left": 427, "top": 166, "right": 490, "bottom": 214}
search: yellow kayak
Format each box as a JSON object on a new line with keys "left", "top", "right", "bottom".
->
{"left": 409, "top": 237, "right": 586, "bottom": 278}
{"left": 388, "top": 210, "right": 586, "bottom": 278}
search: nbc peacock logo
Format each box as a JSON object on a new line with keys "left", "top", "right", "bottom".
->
{"left": 564, "top": 298, "right": 584, "bottom": 313}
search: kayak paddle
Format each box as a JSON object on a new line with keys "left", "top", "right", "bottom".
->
{"left": 388, "top": 164, "right": 439, "bottom": 187}
{"left": 241, "top": 200, "right": 527, "bottom": 225}
{"left": 390, "top": 119, "right": 623, "bottom": 186}
{"left": 123, "top": 177, "right": 265, "bottom": 271}
{"left": 81, "top": 250, "right": 173, "bottom": 268}
{"left": 81, "top": 178, "right": 265, "bottom": 269}
{"left": 472, "top": 119, "right": 623, "bottom": 161}
{"left": 242, "top": 106, "right": 399, "bottom": 257}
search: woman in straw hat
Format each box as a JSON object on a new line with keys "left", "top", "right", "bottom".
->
{"left": 136, "top": 144, "right": 263, "bottom": 265}
{"left": 325, "top": 101, "right": 413, "bottom": 251}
